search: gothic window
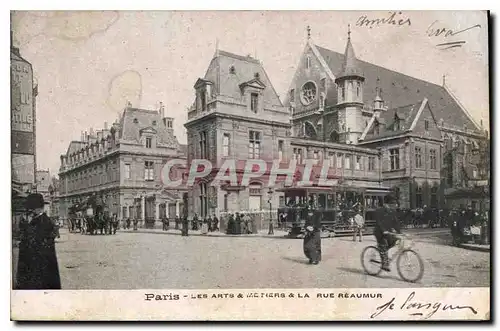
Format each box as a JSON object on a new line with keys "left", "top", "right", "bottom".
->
{"left": 415, "top": 147, "right": 422, "bottom": 168}
{"left": 290, "top": 89, "right": 295, "bottom": 102}
{"left": 430, "top": 149, "right": 437, "bottom": 170}
{"left": 306, "top": 56, "right": 311, "bottom": 69}
{"left": 330, "top": 130, "right": 339, "bottom": 143}
{"left": 356, "top": 82, "right": 361, "bottom": 97}
{"left": 300, "top": 81, "right": 317, "bottom": 105}
{"left": 145, "top": 137, "right": 152, "bottom": 148}
{"left": 304, "top": 122, "right": 317, "bottom": 139}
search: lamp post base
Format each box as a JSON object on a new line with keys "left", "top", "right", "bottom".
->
{"left": 268, "top": 222, "right": 274, "bottom": 235}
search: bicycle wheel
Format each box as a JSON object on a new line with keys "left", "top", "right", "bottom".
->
{"left": 361, "top": 246, "right": 382, "bottom": 276}
{"left": 396, "top": 249, "right": 424, "bottom": 283}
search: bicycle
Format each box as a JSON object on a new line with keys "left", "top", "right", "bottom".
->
{"left": 361, "top": 233, "right": 424, "bottom": 283}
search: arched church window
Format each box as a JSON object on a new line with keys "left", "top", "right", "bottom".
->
{"left": 330, "top": 130, "right": 339, "bottom": 143}
{"left": 300, "top": 81, "right": 317, "bottom": 105}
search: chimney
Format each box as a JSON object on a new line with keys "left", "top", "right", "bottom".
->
{"left": 104, "top": 121, "right": 108, "bottom": 130}
{"left": 159, "top": 101, "right": 165, "bottom": 119}
{"left": 81, "top": 131, "right": 84, "bottom": 141}
{"left": 89, "top": 127, "right": 94, "bottom": 137}
{"left": 10, "top": 31, "right": 20, "bottom": 56}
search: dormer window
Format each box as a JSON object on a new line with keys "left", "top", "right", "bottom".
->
{"left": 152, "top": 120, "right": 157, "bottom": 126}
{"left": 254, "top": 72, "right": 260, "bottom": 79}
{"left": 250, "top": 93, "right": 259, "bottom": 113}
{"left": 394, "top": 118, "right": 400, "bottom": 131}
{"left": 146, "top": 137, "right": 152, "bottom": 149}
{"left": 167, "top": 120, "right": 173, "bottom": 128}
{"left": 229, "top": 65, "right": 236, "bottom": 74}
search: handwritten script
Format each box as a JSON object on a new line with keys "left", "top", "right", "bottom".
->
{"left": 426, "top": 20, "right": 481, "bottom": 50}
{"left": 356, "top": 12, "right": 411, "bottom": 29}
{"left": 371, "top": 291, "right": 478, "bottom": 319}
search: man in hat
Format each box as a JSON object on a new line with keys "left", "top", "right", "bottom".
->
{"left": 303, "top": 199, "right": 322, "bottom": 265}
{"left": 374, "top": 194, "right": 402, "bottom": 272}
{"left": 15, "top": 193, "right": 61, "bottom": 289}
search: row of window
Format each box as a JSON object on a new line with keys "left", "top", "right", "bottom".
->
{"left": 123, "top": 161, "right": 155, "bottom": 181}
{"left": 388, "top": 147, "right": 438, "bottom": 171}
{"left": 292, "top": 148, "right": 377, "bottom": 171}
{"left": 64, "top": 162, "right": 118, "bottom": 192}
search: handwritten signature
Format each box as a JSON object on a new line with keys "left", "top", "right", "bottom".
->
{"left": 426, "top": 20, "right": 481, "bottom": 50}
{"left": 356, "top": 12, "right": 411, "bottom": 29}
{"left": 371, "top": 291, "right": 478, "bottom": 319}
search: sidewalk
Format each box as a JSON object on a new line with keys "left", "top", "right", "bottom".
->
{"left": 120, "top": 228, "right": 290, "bottom": 238}
{"left": 459, "top": 243, "right": 490, "bottom": 252}
{"left": 120, "top": 226, "right": 450, "bottom": 238}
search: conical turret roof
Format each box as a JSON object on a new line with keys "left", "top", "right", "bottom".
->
{"left": 336, "top": 26, "right": 364, "bottom": 80}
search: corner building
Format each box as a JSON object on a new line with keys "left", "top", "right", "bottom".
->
{"left": 59, "top": 104, "right": 187, "bottom": 221}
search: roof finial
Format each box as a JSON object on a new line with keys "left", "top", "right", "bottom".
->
{"left": 348, "top": 24, "right": 351, "bottom": 40}
{"left": 442, "top": 74, "right": 446, "bottom": 86}
{"left": 307, "top": 25, "right": 311, "bottom": 40}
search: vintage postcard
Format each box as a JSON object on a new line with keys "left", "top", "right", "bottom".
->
{"left": 10, "top": 10, "right": 490, "bottom": 321}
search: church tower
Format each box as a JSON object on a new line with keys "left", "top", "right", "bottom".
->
{"left": 335, "top": 25, "right": 365, "bottom": 144}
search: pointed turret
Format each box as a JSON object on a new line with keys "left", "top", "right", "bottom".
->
{"left": 336, "top": 25, "right": 364, "bottom": 80}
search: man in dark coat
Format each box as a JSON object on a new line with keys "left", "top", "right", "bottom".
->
{"left": 181, "top": 216, "right": 189, "bottom": 236}
{"left": 374, "top": 195, "right": 402, "bottom": 271}
{"left": 15, "top": 193, "right": 61, "bottom": 290}
{"left": 303, "top": 204, "right": 322, "bottom": 265}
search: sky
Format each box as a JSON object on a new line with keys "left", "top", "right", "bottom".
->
{"left": 11, "top": 10, "right": 489, "bottom": 176}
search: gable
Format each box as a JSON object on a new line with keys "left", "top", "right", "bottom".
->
{"left": 204, "top": 50, "right": 282, "bottom": 108}
{"left": 411, "top": 103, "right": 442, "bottom": 139}
{"left": 283, "top": 43, "right": 336, "bottom": 115}
{"left": 315, "top": 45, "right": 480, "bottom": 132}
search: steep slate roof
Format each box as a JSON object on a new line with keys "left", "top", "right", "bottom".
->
{"left": 337, "top": 32, "right": 363, "bottom": 79}
{"left": 315, "top": 45, "right": 479, "bottom": 132}
{"left": 119, "top": 107, "right": 179, "bottom": 148}
{"left": 203, "top": 50, "right": 283, "bottom": 107}
{"left": 66, "top": 141, "right": 87, "bottom": 156}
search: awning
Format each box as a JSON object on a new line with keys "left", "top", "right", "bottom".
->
{"left": 365, "top": 188, "right": 392, "bottom": 195}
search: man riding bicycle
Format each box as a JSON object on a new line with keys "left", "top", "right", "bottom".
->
{"left": 374, "top": 195, "right": 402, "bottom": 271}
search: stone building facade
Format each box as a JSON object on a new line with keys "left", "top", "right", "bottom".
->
{"left": 185, "top": 29, "right": 488, "bottom": 215}
{"left": 282, "top": 29, "right": 488, "bottom": 209}
{"left": 58, "top": 104, "right": 187, "bottom": 221}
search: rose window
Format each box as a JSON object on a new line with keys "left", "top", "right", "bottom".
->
{"left": 300, "top": 81, "right": 317, "bottom": 105}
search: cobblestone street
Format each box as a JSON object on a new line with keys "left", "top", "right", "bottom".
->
{"left": 20, "top": 228, "right": 485, "bottom": 290}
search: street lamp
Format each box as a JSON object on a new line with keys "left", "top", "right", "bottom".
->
{"left": 268, "top": 188, "right": 274, "bottom": 235}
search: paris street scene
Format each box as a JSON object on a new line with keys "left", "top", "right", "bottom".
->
{"left": 11, "top": 11, "right": 490, "bottom": 290}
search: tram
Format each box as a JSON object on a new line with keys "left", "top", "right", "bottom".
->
{"left": 276, "top": 184, "right": 390, "bottom": 238}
